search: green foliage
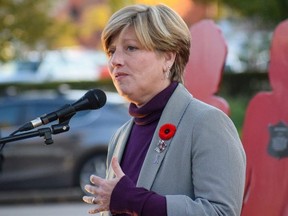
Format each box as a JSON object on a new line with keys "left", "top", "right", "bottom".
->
{"left": 192, "top": 0, "right": 287, "bottom": 27}
{"left": 224, "top": 95, "right": 250, "bottom": 136}
{"left": 220, "top": 71, "right": 270, "bottom": 97}
{"left": 0, "top": 0, "right": 60, "bottom": 62}
{"left": 218, "top": 0, "right": 288, "bottom": 26}
{"left": 108, "top": 0, "right": 134, "bottom": 13}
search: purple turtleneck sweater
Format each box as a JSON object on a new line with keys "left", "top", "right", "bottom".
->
{"left": 110, "top": 82, "right": 178, "bottom": 216}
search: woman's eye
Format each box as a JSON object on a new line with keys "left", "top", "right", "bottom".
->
{"left": 127, "top": 46, "right": 137, "bottom": 51}
{"left": 107, "top": 49, "right": 115, "bottom": 57}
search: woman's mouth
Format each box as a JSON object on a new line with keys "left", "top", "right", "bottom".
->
{"left": 114, "top": 72, "right": 128, "bottom": 80}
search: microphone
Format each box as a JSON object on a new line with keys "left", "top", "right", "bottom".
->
{"left": 18, "top": 89, "right": 107, "bottom": 132}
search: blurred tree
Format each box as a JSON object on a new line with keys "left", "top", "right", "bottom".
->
{"left": 221, "top": 0, "right": 287, "bottom": 27}
{"left": 53, "top": 1, "right": 133, "bottom": 49}
{"left": 134, "top": 0, "right": 192, "bottom": 17}
{"left": 191, "top": 0, "right": 286, "bottom": 72}
{"left": 108, "top": 0, "right": 134, "bottom": 13}
{"left": 194, "top": 0, "right": 288, "bottom": 27}
{"left": 0, "top": 0, "right": 70, "bottom": 62}
{"left": 73, "top": 4, "right": 110, "bottom": 49}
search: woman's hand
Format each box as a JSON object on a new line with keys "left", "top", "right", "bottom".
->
{"left": 83, "top": 156, "right": 125, "bottom": 214}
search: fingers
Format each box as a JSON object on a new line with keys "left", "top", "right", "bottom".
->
{"left": 82, "top": 196, "right": 106, "bottom": 214}
{"left": 82, "top": 196, "right": 94, "bottom": 204}
{"left": 82, "top": 196, "right": 102, "bottom": 205}
{"left": 89, "top": 157, "right": 124, "bottom": 184}
{"left": 85, "top": 184, "right": 99, "bottom": 195}
{"left": 88, "top": 206, "right": 106, "bottom": 215}
{"left": 82, "top": 156, "right": 124, "bottom": 214}
{"left": 111, "top": 156, "right": 125, "bottom": 178}
{"left": 88, "top": 208, "right": 102, "bottom": 214}
{"left": 90, "top": 174, "right": 103, "bottom": 186}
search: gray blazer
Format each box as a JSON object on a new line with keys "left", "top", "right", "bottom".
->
{"left": 103, "top": 84, "right": 246, "bottom": 216}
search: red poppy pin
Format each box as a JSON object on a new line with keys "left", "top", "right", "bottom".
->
{"left": 155, "top": 124, "right": 176, "bottom": 153}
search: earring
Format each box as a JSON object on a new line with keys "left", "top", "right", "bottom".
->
{"left": 165, "top": 66, "right": 171, "bottom": 79}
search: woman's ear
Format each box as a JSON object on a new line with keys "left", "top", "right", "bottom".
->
{"left": 164, "top": 52, "right": 176, "bottom": 68}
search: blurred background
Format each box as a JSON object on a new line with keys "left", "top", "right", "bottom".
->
{"left": 0, "top": 0, "right": 287, "bottom": 214}
{"left": 0, "top": 0, "right": 285, "bottom": 129}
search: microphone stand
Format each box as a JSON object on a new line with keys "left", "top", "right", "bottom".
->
{"left": 0, "top": 123, "right": 70, "bottom": 145}
{"left": 0, "top": 123, "right": 69, "bottom": 174}
{"left": 0, "top": 111, "right": 75, "bottom": 173}
{"left": 0, "top": 113, "right": 74, "bottom": 145}
{"left": 0, "top": 123, "right": 70, "bottom": 174}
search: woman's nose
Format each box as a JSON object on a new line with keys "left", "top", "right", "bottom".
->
{"left": 110, "top": 49, "right": 123, "bottom": 68}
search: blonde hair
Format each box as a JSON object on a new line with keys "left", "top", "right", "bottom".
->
{"left": 101, "top": 4, "right": 191, "bottom": 83}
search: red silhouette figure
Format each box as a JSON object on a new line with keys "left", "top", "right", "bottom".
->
{"left": 184, "top": 19, "right": 230, "bottom": 115}
{"left": 241, "top": 19, "right": 288, "bottom": 216}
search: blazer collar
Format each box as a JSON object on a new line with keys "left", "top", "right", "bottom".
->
{"left": 137, "top": 84, "right": 192, "bottom": 189}
{"left": 107, "top": 120, "right": 133, "bottom": 180}
{"left": 107, "top": 84, "right": 192, "bottom": 188}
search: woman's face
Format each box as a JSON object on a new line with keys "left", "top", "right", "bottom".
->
{"left": 107, "top": 27, "right": 173, "bottom": 106}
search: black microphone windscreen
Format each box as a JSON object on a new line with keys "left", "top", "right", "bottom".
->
{"left": 86, "top": 89, "right": 107, "bottom": 109}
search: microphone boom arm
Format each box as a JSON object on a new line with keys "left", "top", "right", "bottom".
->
{"left": 0, "top": 117, "right": 72, "bottom": 145}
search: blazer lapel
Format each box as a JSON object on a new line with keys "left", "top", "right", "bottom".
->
{"left": 137, "top": 84, "right": 192, "bottom": 189}
{"left": 107, "top": 120, "right": 133, "bottom": 180}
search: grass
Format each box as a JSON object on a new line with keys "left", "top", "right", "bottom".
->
{"left": 224, "top": 95, "right": 250, "bottom": 137}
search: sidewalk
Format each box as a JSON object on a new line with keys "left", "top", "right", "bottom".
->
{"left": 0, "top": 202, "right": 100, "bottom": 216}
{"left": 0, "top": 188, "right": 101, "bottom": 216}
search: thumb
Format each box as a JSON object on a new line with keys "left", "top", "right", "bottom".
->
{"left": 111, "top": 156, "right": 125, "bottom": 179}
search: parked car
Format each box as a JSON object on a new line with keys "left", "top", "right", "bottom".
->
{"left": 36, "top": 49, "right": 108, "bottom": 82}
{"left": 0, "top": 48, "right": 109, "bottom": 84}
{"left": 0, "top": 89, "right": 130, "bottom": 194}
